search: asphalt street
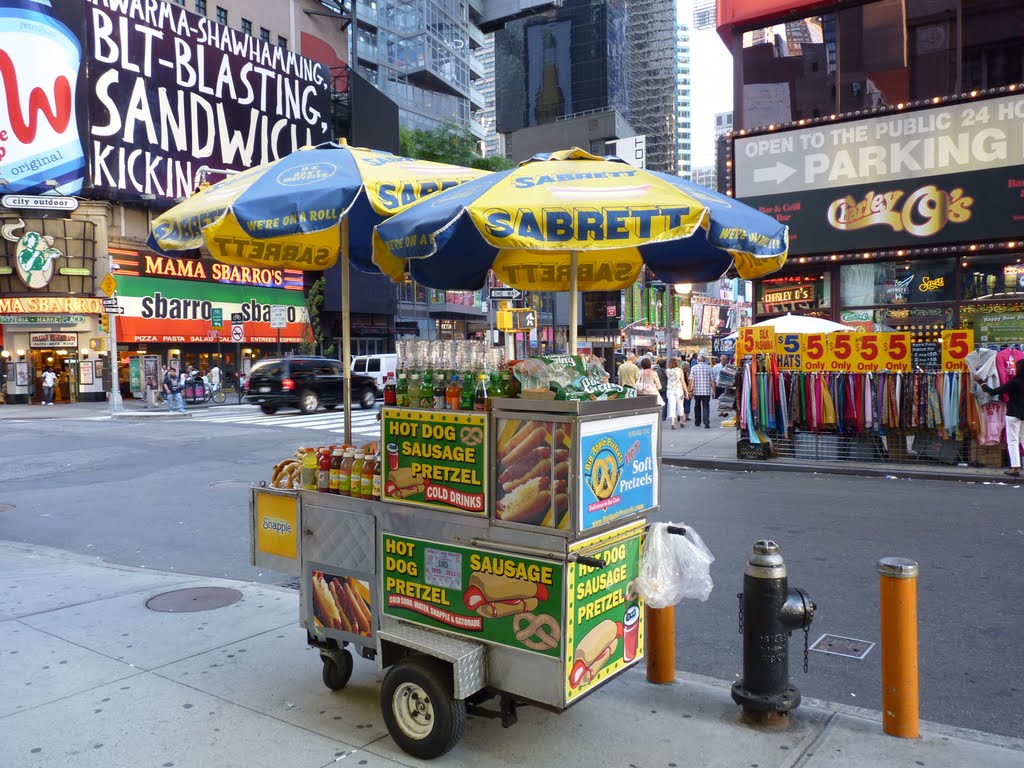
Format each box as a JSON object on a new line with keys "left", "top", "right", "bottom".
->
{"left": 1, "top": 415, "right": 1020, "bottom": 739}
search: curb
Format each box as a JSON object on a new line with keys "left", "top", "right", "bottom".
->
{"left": 662, "top": 454, "right": 1023, "bottom": 484}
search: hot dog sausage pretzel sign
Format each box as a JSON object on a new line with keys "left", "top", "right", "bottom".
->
{"left": 578, "top": 413, "right": 659, "bottom": 531}
{"left": 565, "top": 520, "right": 645, "bottom": 702}
{"left": 382, "top": 534, "right": 564, "bottom": 657}
{"left": 381, "top": 408, "right": 488, "bottom": 514}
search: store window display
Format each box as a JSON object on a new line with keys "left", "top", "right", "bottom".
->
{"left": 840, "top": 259, "right": 956, "bottom": 306}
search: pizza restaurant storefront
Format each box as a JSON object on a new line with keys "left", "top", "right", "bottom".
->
{"left": 0, "top": 297, "right": 108, "bottom": 404}
{"left": 110, "top": 251, "right": 311, "bottom": 384}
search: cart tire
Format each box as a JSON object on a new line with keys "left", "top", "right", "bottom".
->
{"left": 321, "top": 650, "right": 353, "bottom": 691}
{"left": 299, "top": 389, "right": 319, "bottom": 414}
{"left": 260, "top": 404, "right": 278, "bottom": 415}
{"left": 381, "top": 656, "right": 465, "bottom": 759}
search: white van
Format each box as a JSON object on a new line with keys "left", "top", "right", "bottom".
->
{"left": 352, "top": 354, "right": 397, "bottom": 395}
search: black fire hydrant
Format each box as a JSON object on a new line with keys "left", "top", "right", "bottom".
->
{"left": 731, "top": 540, "right": 816, "bottom": 716}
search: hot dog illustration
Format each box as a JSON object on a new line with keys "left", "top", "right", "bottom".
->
{"left": 462, "top": 572, "right": 549, "bottom": 618}
{"left": 568, "top": 619, "right": 623, "bottom": 689}
{"left": 495, "top": 476, "right": 551, "bottom": 525}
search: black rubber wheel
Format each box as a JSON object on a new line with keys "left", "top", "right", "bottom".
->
{"left": 260, "top": 404, "right": 278, "bottom": 415}
{"left": 321, "top": 650, "right": 353, "bottom": 691}
{"left": 381, "top": 656, "right": 465, "bottom": 759}
{"left": 359, "top": 388, "right": 376, "bottom": 410}
{"left": 299, "top": 389, "right": 319, "bottom": 414}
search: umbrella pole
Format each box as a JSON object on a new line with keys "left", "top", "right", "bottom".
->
{"left": 342, "top": 217, "right": 352, "bottom": 446}
{"left": 569, "top": 250, "right": 579, "bottom": 355}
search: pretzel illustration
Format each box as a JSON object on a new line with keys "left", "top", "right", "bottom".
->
{"left": 513, "top": 611, "right": 561, "bottom": 651}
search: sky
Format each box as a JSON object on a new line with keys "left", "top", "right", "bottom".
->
{"left": 678, "top": 1, "right": 735, "bottom": 169}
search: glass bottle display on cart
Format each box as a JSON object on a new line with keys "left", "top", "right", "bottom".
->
{"left": 301, "top": 448, "right": 317, "bottom": 490}
{"left": 445, "top": 374, "right": 462, "bottom": 410}
{"left": 329, "top": 448, "right": 344, "bottom": 494}
{"left": 360, "top": 453, "right": 376, "bottom": 499}
{"left": 350, "top": 450, "right": 365, "bottom": 500}
{"left": 338, "top": 449, "right": 355, "bottom": 496}
{"left": 473, "top": 374, "right": 489, "bottom": 410}
{"left": 395, "top": 371, "right": 408, "bottom": 407}
{"left": 316, "top": 448, "right": 332, "bottom": 493}
{"left": 394, "top": 340, "right": 510, "bottom": 409}
{"left": 383, "top": 373, "right": 397, "bottom": 406}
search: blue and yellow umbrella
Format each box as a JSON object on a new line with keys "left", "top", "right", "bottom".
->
{"left": 373, "top": 148, "right": 788, "bottom": 350}
{"left": 147, "top": 140, "right": 489, "bottom": 441}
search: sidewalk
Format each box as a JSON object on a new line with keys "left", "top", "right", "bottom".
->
{"left": 2, "top": 541, "right": 1020, "bottom": 768}
{"left": 0, "top": 395, "right": 247, "bottom": 420}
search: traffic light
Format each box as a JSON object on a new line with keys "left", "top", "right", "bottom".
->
{"left": 99, "top": 314, "right": 109, "bottom": 334}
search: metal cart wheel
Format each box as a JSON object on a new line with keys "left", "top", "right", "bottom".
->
{"left": 381, "top": 656, "right": 465, "bottom": 759}
{"left": 321, "top": 649, "right": 353, "bottom": 691}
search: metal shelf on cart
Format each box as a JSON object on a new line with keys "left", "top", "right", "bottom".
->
{"left": 490, "top": 396, "right": 661, "bottom": 417}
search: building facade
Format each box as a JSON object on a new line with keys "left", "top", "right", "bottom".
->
{"left": 676, "top": 20, "right": 693, "bottom": 178}
{"left": 720, "top": 0, "right": 1024, "bottom": 349}
{"left": 626, "top": 0, "right": 678, "bottom": 173}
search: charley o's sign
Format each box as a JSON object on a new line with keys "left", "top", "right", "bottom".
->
{"left": 733, "top": 93, "right": 1024, "bottom": 255}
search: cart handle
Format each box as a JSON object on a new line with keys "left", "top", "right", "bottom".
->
{"left": 569, "top": 554, "right": 607, "bottom": 569}
{"left": 643, "top": 524, "right": 688, "bottom": 536}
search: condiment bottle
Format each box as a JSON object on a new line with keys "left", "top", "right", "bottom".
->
{"left": 360, "top": 453, "right": 376, "bottom": 500}
{"left": 338, "top": 449, "right": 355, "bottom": 496}
{"left": 329, "top": 448, "right": 344, "bottom": 494}
{"left": 300, "top": 448, "right": 317, "bottom": 490}
{"left": 316, "top": 448, "right": 332, "bottom": 493}
{"left": 383, "top": 373, "right": 397, "bottom": 406}
{"left": 395, "top": 372, "right": 409, "bottom": 407}
{"left": 350, "top": 450, "right": 365, "bottom": 499}
{"left": 372, "top": 454, "right": 382, "bottom": 499}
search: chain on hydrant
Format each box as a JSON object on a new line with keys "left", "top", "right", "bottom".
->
{"left": 731, "top": 540, "right": 816, "bottom": 717}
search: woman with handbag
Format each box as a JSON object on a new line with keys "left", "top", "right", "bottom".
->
{"left": 636, "top": 358, "right": 664, "bottom": 407}
{"left": 665, "top": 358, "right": 689, "bottom": 429}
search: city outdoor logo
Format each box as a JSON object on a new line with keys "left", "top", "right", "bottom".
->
{"left": 827, "top": 185, "right": 973, "bottom": 237}
{"left": 2, "top": 218, "right": 62, "bottom": 289}
{"left": 277, "top": 162, "right": 336, "bottom": 186}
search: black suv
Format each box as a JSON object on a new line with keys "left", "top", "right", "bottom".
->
{"left": 245, "top": 356, "right": 378, "bottom": 415}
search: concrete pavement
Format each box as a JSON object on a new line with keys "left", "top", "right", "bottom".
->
{"left": 2, "top": 540, "right": 1021, "bottom": 767}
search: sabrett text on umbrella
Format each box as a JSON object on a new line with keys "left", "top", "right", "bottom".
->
{"left": 484, "top": 206, "right": 690, "bottom": 241}
{"left": 512, "top": 170, "right": 640, "bottom": 187}
{"left": 212, "top": 237, "right": 334, "bottom": 266}
{"left": 500, "top": 261, "right": 635, "bottom": 284}
{"left": 376, "top": 179, "right": 462, "bottom": 210}
{"left": 151, "top": 211, "right": 224, "bottom": 248}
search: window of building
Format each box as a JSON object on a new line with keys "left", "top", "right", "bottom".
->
{"left": 216, "top": 6, "right": 227, "bottom": 25}
{"left": 194, "top": 0, "right": 206, "bottom": 15}
{"left": 840, "top": 259, "right": 956, "bottom": 306}
{"left": 277, "top": 36, "right": 288, "bottom": 49}
{"left": 961, "top": 254, "right": 1024, "bottom": 302}
{"left": 241, "top": 18, "right": 252, "bottom": 35}
{"left": 260, "top": 27, "right": 270, "bottom": 43}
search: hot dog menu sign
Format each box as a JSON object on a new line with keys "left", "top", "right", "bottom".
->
{"left": 382, "top": 534, "right": 564, "bottom": 658}
{"left": 578, "top": 413, "right": 659, "bottom": 530}
{"left": 381, "top": 408, "right": 488, "bottom": 514}
{"left": 565, "top": 520, "right": 645, "bottom": 703}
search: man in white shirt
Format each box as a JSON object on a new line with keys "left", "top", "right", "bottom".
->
{"left": 41, "top": 367, "right": 57, "bottom": 405}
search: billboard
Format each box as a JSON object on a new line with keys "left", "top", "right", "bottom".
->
{"left": 526, "top": 19, "right": 572, "bottom": 126}
{"left": 0, "top": 0, "right": 331, "bottom": 202}
{"left": 733, "top": 93, "right": 1024, "bottom": 255}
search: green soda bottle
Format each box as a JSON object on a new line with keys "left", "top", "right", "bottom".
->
{"left": 420, "top": 370, "right": 434, "bottom": 409}
{"left": 459, "top": 372, "right": 474, "bottom": 410}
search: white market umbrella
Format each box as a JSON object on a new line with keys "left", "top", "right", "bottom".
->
{"left": 727, "top": 313, "right": 853, "bottom": 340}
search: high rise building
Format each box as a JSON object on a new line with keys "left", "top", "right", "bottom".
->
{"left": 692, "top": 0, "right": 716, "bottom": 30}
{"left": 477, "top": 35, "right": 504, "bottom": 157}
{"left": 675, "top": 20, "right": 692, "bottom": 178}
{"left": 626, "top": 0, "right": 677, "bottom": 173}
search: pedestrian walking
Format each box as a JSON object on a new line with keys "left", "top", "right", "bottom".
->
{"left": 666, "top": 358, "right": 689, "bottom": 429}
{"left": 977, "top": 358, "right": 1024, "bottom": 477}
{"left": 679, "top": 356, "right": 692, "bottom": 421}
{"left": 163, "top": 366, "right": 185, "bottom": 414}
{"left": 635, "top": 358, "right": 664, "bottom": 407}
{"left": 41, "top": 366, "right": 57, "bottom": 405}
{"left": 655, "top": 357, "right": 668, "bottom": 421}
{"left": 618, "top": 353, "right": 639, "bottom": 389}
{"left": 690, "top": 353, "right": 715, "bottom": 429}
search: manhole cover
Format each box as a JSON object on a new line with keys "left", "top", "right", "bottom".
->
{"left": 208, "top": 480, "right": 253, "bottom": 490}
{"left": 146, "top": 587, "right": 243, "bottom": 613}
{"left": 0, "top": 504, "right": 15, "bottom": 513}
{"left": 810, "top": 634, "right": 875, "bottom": 660}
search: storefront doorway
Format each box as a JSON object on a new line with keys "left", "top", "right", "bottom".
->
{"left": 28, "top": 349, "right": 78, "bottom": 404}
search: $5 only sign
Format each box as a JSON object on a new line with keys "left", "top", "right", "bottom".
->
{"left": 773, "top": 331, "right": 912, "bottom": 372}
{"left": 941, "top": 329, "right": 973, "bottom": 372}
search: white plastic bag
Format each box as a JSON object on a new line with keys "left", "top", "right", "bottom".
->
{"left": 635, "top": 522, "right": 715, "bottom": 608}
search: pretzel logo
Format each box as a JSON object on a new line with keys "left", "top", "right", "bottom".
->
{"left": 513, "top": 611, "right": 561, "bottom": 651}
{"left": 587, "top": 450, "right": 620, "bottom": 500}
{"left": 460, "top": 426, "right": 484, "bottom": 447}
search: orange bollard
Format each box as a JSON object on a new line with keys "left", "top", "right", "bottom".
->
{"left": 878, "top": 557, "right": 919, "bottom": 738}
{"left": 645, "top": 605, "right": 676, "bottom": 684}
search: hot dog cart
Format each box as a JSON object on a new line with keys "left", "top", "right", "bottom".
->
{"left": 250, "top": 396, "right": 661, "bottom": 759}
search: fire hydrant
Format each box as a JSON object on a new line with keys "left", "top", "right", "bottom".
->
{"left": 731, "top": 540, "right": 816, "bottom": 716}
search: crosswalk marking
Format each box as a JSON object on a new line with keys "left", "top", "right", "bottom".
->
{"left": 188, "top": 405, "right": 382, "bottom": 439}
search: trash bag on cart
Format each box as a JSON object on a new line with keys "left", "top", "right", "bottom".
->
{"left": 635, "top": 522, "right": 715, "bottom": 608}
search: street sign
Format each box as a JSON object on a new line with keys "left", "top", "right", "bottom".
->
{"left": 489, "top": 287, "right": 523, "bottom": 302}
{"left": 2, "top": 194, "right": 79, "bottom": 212}
{"left": 517, "top": 309, "right": 537, "bottom": 330}
{"left": 101, "top": 297, "right": 119, "bottom": 307}
{"left": 230, "top": 312, "right": 244, "bottom": 323}
{"left": 99, "top": 273, "right": 118, "bottom": 298}
{"left": 211, "top": 308, "right": 223, "bottom": 328}
{"left": 207, "top": 330, "right": 221, "bottom": 339}
{"left": 102, "top": 306, "right": 125, "bottom": 314}
{"left": 269, "top": 305, "right": 288, "bottom": 329}
{"left": 231, "top": 324, "right": 244, "bottom": 342}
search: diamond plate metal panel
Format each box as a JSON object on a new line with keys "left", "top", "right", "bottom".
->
{"left": 301, "top": 502, "right": 376, "bottom": 574}
{"left": 378, "top": 624, "right": 486, "bottom": 699}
